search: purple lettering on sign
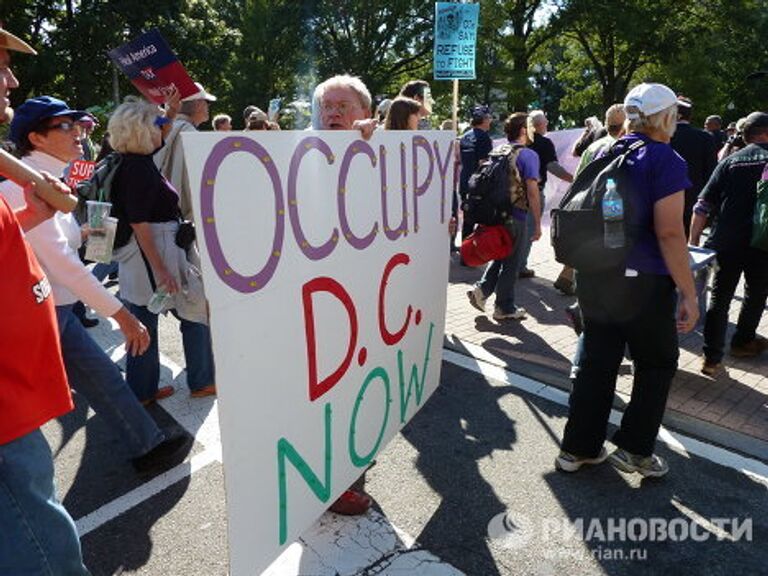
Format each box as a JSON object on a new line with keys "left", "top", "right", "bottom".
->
{"left": 400, "top": 144, "right": 410, "bottom": 238}
{"left": 411, "top": 136, "right": 434, "bottom": 234}
{"left": 432, "top": 139, "right": 454, "bottom": 224}
{"left": 200, "top": 137, "right": 285, "bottom": 293}
{"left": 379, "top": 145, "right": 407, "bottom": 241}
{"left": 288, "top": 137, "right": 339, "bottom": 260}
{"left": 338, "top": 140, "right": 379, "bottom": 251}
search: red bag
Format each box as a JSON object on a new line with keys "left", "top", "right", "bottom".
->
{"left": 460, "top": 225, "right": 514, "bottom": 267}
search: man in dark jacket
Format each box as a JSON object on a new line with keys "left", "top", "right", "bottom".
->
{"left": 691, "top": 111, "right": 768, "bottom": 376}
{"left": 671, "top": 96, "right": 718, "bottom": 233}
{"left": 458, "top": 105, "right": 493, "bottom": 242}
{"left": 705, "top": 115, "right": 728, "bottom": 150}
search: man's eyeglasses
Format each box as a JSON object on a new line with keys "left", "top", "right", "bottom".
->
{"left": 47, "top": 121, "right": 82, "bottom": 134}
{"left": 321, "top": 101, "right": 359, "bottom": 115}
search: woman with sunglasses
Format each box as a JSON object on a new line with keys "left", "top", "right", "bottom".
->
{"left": 109, "top": 96, "right": 216, "bottom": 404}
{"left": 1, "top": 96, "right": 192, "bottom": 473}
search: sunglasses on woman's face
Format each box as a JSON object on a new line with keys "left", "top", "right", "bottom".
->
{"left": 47, "top": 121, "right": 82, "bottom": 134}
{"left": 154, "top": 115, "right": 171, "bottom": 127}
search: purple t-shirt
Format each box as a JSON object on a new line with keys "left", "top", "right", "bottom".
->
{"left": 618, "top": 133, "right": 691, "bottom": 274}
{"left": 516, "top": 147, "right": 540, "bottom": 183}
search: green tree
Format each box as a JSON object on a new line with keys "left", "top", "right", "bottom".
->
{"left": 4, "top": 0, "right": 239, "bottom": 120}
{"left": 225, "top": 0, "right": 312, "bottom": 128}
{"left": 545, "top": 0, "right": 768, "bottom": 124}
{"left": 549, "top": 0, "right": 680, "bottom": 111}
{"left": 307, "top": 1, "right": 434, "bottom": 99}
{"left": 474, "top": 0, "right": 555, "bottom": 112}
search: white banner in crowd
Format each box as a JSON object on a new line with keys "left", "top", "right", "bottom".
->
{"left": 182, "top": 131, "right": 454, "bottom": 575}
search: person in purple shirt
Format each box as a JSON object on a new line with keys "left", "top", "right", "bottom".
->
{"left": 467, "top": 112, "right": 541, "bottom": 321}
{"left": 556, "top": 83, "right": 698, "bottom": 478}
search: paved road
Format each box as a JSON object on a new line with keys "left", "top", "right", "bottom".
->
{"left": 45, "top": 315, "right": 768, "bottom": 575}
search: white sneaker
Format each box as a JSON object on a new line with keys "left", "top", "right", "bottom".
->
{"left": 493, "top": 307, "right": 526, "bottom": 321}
{"left": 467, "top": 287, "right": 487, "bottom": 312}
{"left": 555, "top": 447, "right": 608, "bottom": 473}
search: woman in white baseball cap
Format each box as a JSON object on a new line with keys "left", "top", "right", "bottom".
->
{"left": 557, "top": 82, "right": 698, "bottom": 479}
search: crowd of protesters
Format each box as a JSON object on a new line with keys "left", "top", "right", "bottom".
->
{"left": 2, "top": 21, "right": 767, "bottom": 574}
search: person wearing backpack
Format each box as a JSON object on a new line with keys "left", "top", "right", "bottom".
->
{"left": 556, "top": 83, "right": 698, "bottom": 478}
{"left": 556, "top": 104, "right": 627, "bottom": 298}
{"left": 466, "top": 112, "right": 542, "bottom": 320}
{"left": 458, "top": 105, "right": 493, "bottom": 244}
{"left": 690, "top": 111, "right": 768, "bottom": 376}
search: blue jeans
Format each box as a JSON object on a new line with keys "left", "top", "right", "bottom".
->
{"left": 563, "top": 271, "right": 678, "bottom": 458}
{"left": 476, "top": 217, "right": 529, "bottom": 313}
{"left": 127, "top": 303, "right": 215, "bottom": 402}
{"left": 0, "top": 429, "right": 90, "bottom": 575}
{"left": 520, "top": 190, "right": 545, "bottom": 270}
{"left": 703, "top": 247, "right": 768, "bottom": 363}
{"left": 56, "top": 305, "right": 164, "bottom": 458}
{"left": 92, "top": 261, "right": 118, "bottom": 282}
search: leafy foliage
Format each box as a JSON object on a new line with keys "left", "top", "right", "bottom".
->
{"left": 2, "top": 0, "right": 767, "bottom": 130}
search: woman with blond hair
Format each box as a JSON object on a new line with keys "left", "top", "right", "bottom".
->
{"left": 556, "top": 83, "right": 698, "bottom": 478}
{"left": 109, "top": 97, "right": 216, "bottom": 404}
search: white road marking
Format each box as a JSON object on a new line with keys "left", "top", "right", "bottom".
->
{"left": 78, "top": 319, "right": 765, "bottom": 574}
{"left": 76, "top": 331, "right": 463, "bottom": 575}
{"left": 442, "top": 346, "right": 768, "bottom": 486}
{"left": 76, "top": 447, "right": 221, "bottom": 537}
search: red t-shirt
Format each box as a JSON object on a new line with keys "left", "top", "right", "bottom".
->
{"left": 0, "top": 196, "right": 73, "bottom": 445}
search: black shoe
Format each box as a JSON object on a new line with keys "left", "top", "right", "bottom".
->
{"left": 132, "top": 427, "right": 193, "bottom": 474}
{"left": 519, "top": 268, "right": 535, "bottom": 279}
{"left": 79, "top": 316, "right": 100, "bottom": 329}
{"left": 553, "top": 276, "right": 576, "bottom": 296}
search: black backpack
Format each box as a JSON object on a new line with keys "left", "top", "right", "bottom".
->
{"left": 550, "top": 139, "right": 645, "bottom": 272}
{"left": 74, "top": 152, "right": 123, "bottom": 224}
{"left": 464, "top": 143, "right": 524, "bottom": 225}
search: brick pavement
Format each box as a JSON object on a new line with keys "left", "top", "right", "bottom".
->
{"left": 444, "top": 233, "right": 768, "bottom": 455}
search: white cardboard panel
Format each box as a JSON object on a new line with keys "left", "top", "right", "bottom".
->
{"left": 182, "top": 130, "right": 454, "bottom": 575}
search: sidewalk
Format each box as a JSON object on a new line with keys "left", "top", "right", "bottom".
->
{"left": 444, "top": 235, "right": 768, "bottom": 461}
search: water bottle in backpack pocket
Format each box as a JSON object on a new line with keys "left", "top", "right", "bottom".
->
{"left": 602, "top": 178, "right": 625, "bottom": 249}
{"left": 550, "top": 140, "right": 644, "bottom": 272}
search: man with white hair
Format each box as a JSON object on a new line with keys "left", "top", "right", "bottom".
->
{"left": 312, "top": 73, "right": 377, "bottom": 138}
{"left": 521, "top": 109, "right": 573, "bottom": 277}
{"left": 154, "top": 81, "right": 217, "bottom": 221}
{"left": 310, "top": 74, "right": 376, "bottom": 516}
{"left": 212, "top": 113, "right": 232, "bottom": 131}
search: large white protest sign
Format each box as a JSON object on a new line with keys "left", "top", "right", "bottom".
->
{"left": 182, "top": 130, "right": 454, "bottom": 575}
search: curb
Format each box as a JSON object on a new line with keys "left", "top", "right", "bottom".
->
{"left": 443, "top": 336, "right": 768, "bottom": 464}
